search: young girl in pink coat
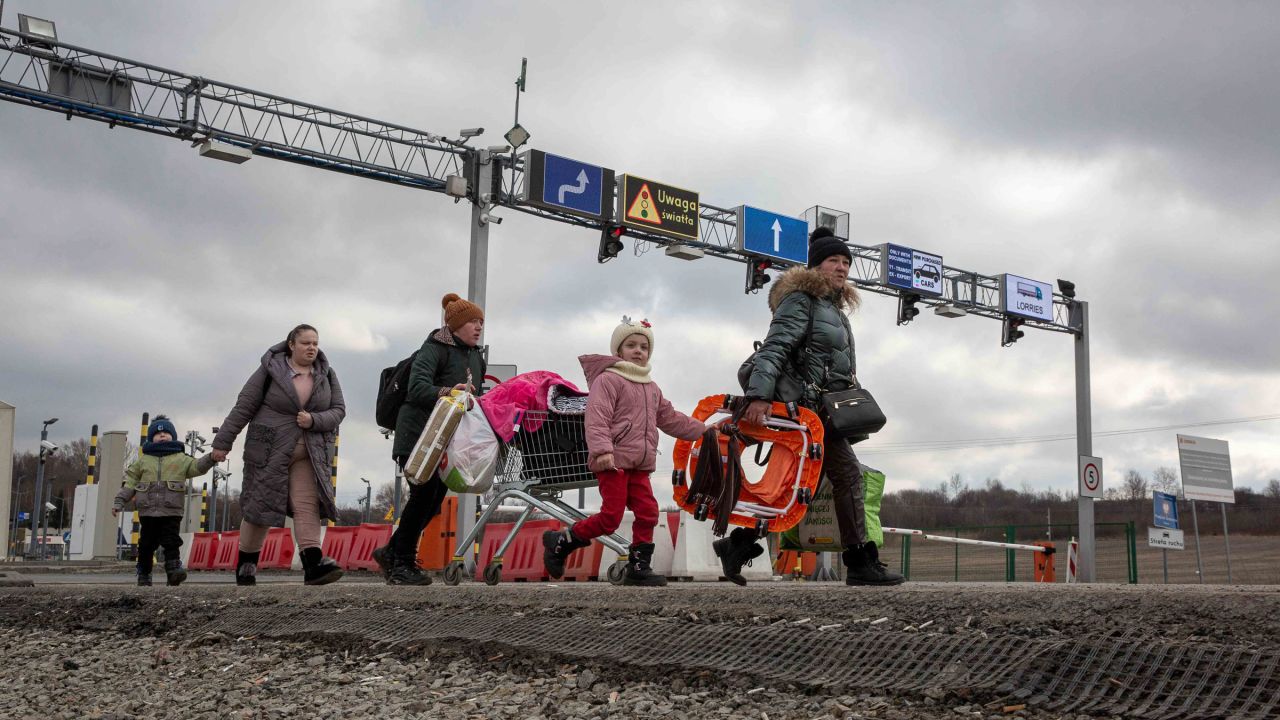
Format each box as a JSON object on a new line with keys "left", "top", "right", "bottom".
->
{"left": 542, "top": 317, "right": 704, "bottom": 586}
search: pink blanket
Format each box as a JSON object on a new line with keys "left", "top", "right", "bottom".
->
{"left": 479, "top": 370, "right": 584, "bottom": 442}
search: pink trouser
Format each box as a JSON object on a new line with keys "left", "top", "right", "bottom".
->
{"left": 240, "top": 439, "right": 322, "bottom": 552}
{"left": 571, "top": 469, "right": 658, "bottom": 546}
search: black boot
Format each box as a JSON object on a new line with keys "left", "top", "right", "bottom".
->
{"left": 712, "top": 527, "right": 764, "bottom": 586}
{"left": 843, "top": 544, "right": 904, "bottom": 586}
{"left": 136, "top": 565, "right": 153, "bottom": 587}
{"left": 386, "top": 554, "right": 432, "bottom": 586}
{"left": 542, "top": 529, "right": 590, "bottom": 580}
{"left": 300, "top": 547, "right": 344, "bottom": 586}
{"left": 622, "top": 543, "right": 667, "bottom": 587}
{"left": 236, "top": 550, "right": 260, "bottom": 587}
{"left": 864, "top": 541, "right": 905, "bottom": 585}
{"left": 164, "top": 559, "right": 188, "bottom": 587}
{"left": 371, "top": 544, "right": 393, "bottom": 581}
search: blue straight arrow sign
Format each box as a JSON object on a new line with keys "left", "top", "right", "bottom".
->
{"left": 735, "top": 205, "right": 808, "bottom": 265}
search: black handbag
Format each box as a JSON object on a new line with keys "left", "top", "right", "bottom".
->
{"left": 819, "top": 385, "right": 887, "bottom": 439}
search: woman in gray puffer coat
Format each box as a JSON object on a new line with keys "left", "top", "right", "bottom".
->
{"left": 212, "top": 324, "right": 346, "bottom": 586}
{"left": 725, "top": 227, "right": 904, "bottom": 587}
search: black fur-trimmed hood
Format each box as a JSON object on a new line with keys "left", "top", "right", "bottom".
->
{"left": 767, "top": 267, "right": 860, "bottom": 313}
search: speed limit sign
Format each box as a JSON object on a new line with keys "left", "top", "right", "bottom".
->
{"left": 1079, "top": 455, "right": 1103, "bottom": 498}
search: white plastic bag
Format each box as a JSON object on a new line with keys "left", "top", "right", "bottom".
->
{"left": 438, "top": 403, "right": 500, "bottom": 494}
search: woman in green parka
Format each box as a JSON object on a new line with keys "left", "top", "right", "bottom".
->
{"left": 723, "top": 227, "right": 904, "bottom": 587}
{"left": 374, "top": 293, "right": 487, "bottom": 585}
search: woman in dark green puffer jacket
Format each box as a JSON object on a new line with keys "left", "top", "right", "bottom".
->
{"left": 375, "top": 293, "right": 487, "bottom": 586}
{"left": 722, "top": 227, "right": 904, "bottom": 587}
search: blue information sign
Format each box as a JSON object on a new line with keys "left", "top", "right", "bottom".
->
{"left": 542, "top": 152, "right": 606, "bottom": 216}
{"left": 1153, "top": 490, "right": 1180, "bottom": 530}
{"left": 520, "top": 150, "right": 613, "bottom": 220}
{"left": 16, "top": 512, "right": 28, "bottom": 522}
{"left": 735, "top": 205, "right": 808, "bottom": 265}
{"left": 881, "top": 243, "right": 944, "bottom": 296}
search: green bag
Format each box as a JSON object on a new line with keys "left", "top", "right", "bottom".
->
{"left": 781, "top": 464, "right": 886, "bottom": 551}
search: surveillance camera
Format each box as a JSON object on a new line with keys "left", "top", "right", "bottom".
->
{"left": 44, "top": 502, "right": 56, "bottom": 511}
{"left": 460, "top": 127, "right": 484, "bottom": 138}
{"left": 487, "top": 144, "right": 511, "bottom": 154}
{"left": 40, "top": 440, "right": 58, "bottom": 452}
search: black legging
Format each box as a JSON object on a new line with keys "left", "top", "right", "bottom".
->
{"left": 821, "top": 422, "right": 867, "bottom": 549}
{"left": 389, "top": 469, "right": 449, "bottom": 560}
{"left": 137, "top": 516, "right": 183, "bottom": 572}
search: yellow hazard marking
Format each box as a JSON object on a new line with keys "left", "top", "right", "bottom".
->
{"left": 626, "top": 183, "right": 663, "bottom": 226}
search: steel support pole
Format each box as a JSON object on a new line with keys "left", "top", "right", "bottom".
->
{"left": 1221, "top": 502, "right": 1232, "bottom": 584}
{"left": 456, "top": 150, "right": 492, "bottom": 574}
{"left": 1191, "top": 500, "right": 1203, "bottom": 583}
{"left": 28, "top": 426, "right": 49, "bottom": 557}
{"left": 210, "top": 476, "right": 219, "bottom": 533}
{"left": 1072, "top": 301, "right": 1095, "bottom": 582}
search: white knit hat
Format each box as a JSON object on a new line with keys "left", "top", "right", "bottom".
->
{"left": 610, "top": 316, "right": 654, "bottom": 357}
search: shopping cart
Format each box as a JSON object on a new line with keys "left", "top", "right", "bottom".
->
{"left": 441, "top": 405, "right": 632, "bottom": 586}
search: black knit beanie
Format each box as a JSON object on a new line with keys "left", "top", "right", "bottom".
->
{"left": 807, "top": 226, "right": 852, "bottom": 268}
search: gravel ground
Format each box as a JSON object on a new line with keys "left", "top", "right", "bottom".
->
{"left": 0, "top": 580, "right": 1276, "bottom": 719}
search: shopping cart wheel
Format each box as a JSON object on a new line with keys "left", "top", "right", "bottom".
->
{"left": 443, "top": 561, "right": 464, "bottom": 586}
{"left": 483, "top": 563, "right": 502, "bottom": 586}
{"left": 754, "top": 518, "right": 770, "bottom": 539}
{"left": 607, "top": 560, "right": 628, "bottom": 585}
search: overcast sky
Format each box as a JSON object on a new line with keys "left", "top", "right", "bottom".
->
{"left": 2, "top": 1, "right": 1277, "bottom": 510}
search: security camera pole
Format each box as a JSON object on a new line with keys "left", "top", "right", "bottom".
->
{"left": 28, "top": 417, "right": 57, "bottom": 557}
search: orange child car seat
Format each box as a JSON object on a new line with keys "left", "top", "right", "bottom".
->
{"left": 672, "top": 394, "right": 824, "bottom": 536}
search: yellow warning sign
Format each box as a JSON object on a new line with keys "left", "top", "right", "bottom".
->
{"left": 626, "top": 183, "right": 663, "bottom": 226}
{"left": 617, "top": 174, "right": 699, "bottom": 241}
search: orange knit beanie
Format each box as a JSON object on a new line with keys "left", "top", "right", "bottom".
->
{"left": 442, "top": 293, "right": 484, "bottom": 331}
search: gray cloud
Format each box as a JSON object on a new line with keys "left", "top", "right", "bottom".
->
{"left": 3, "top": 1, "right": 1278, "bottom": 504}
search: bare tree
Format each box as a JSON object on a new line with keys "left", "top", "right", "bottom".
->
{"left": 947, "top": 473, "right": 967, "bottom": 500}
{"left": 372, "top": 482, "right": 397, "bottom": 521}
{"left": 1151, "top": 466, "right": 1180, "bottom": 496}
{"left": 1266, "top": 478, "right": 1280, "bottom": 499}
{"left": 1123, "top": 469, "right": 1148, "bottom": 501}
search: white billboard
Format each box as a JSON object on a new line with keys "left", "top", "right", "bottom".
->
{"left": 1177, "top": 434, "right": 1235, "bottom": 504}
{"left": 999, "top": 273, "right": 1054, "bottom": 322}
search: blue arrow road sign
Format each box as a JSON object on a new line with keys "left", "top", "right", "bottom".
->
{"left": 736, "top": 205, "right": 808, "bottom": 265}
{"left": 1153, "top": 490, "right": 1180, "bottom": 530}
{"left": 542, "top": 152, "right": 606, "bottom": 217}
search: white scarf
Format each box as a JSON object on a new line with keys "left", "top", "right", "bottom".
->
{"left": 605, "top": 360, "right": 652, "bottom": 384}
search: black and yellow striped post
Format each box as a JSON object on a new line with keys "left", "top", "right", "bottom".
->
{"left": 328, "top": 429, "right": 339, "bottom": 527}
{"left": 200, "top": 482, "right": 208, "bottom": 532}
{"left": 86, "top": 424, "right": 99, "bottom": 484}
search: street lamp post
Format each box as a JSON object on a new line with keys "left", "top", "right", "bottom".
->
{"left": 8, "top": 473, "right": 22, "bottom": 558}
{"left": 361, "top": 478, "right": 371, "bottom": 524}
{"left": 28, "top": 417, "right": 57, "bottom": 558}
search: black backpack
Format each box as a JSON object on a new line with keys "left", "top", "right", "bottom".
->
{"left": 375, "top": 350, "right": 418, "bottom": 430}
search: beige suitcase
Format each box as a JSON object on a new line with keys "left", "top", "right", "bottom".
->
{"left": 405, "top": 391, "right": 471, "bottom": 484}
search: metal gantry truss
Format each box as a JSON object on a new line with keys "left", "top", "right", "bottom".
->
{"left": 0, "top": 25, "right": 1078, "bottom": 335}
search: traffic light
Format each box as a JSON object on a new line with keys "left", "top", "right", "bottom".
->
{"left": 1002, "top": 316, "right": 1025, "bottom": 346}
{"left": 598, "top": 224, "right": 625, "bottom": 263}
{"left": 896, "top": 293, "right": 921, "bottom": 326}
{"left": 745, "top": 259, "right": 772, "bottom": 294}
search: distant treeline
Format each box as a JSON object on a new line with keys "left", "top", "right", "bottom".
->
{"left": 881, "top": 471, "right": 1280, "bottom": 537}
